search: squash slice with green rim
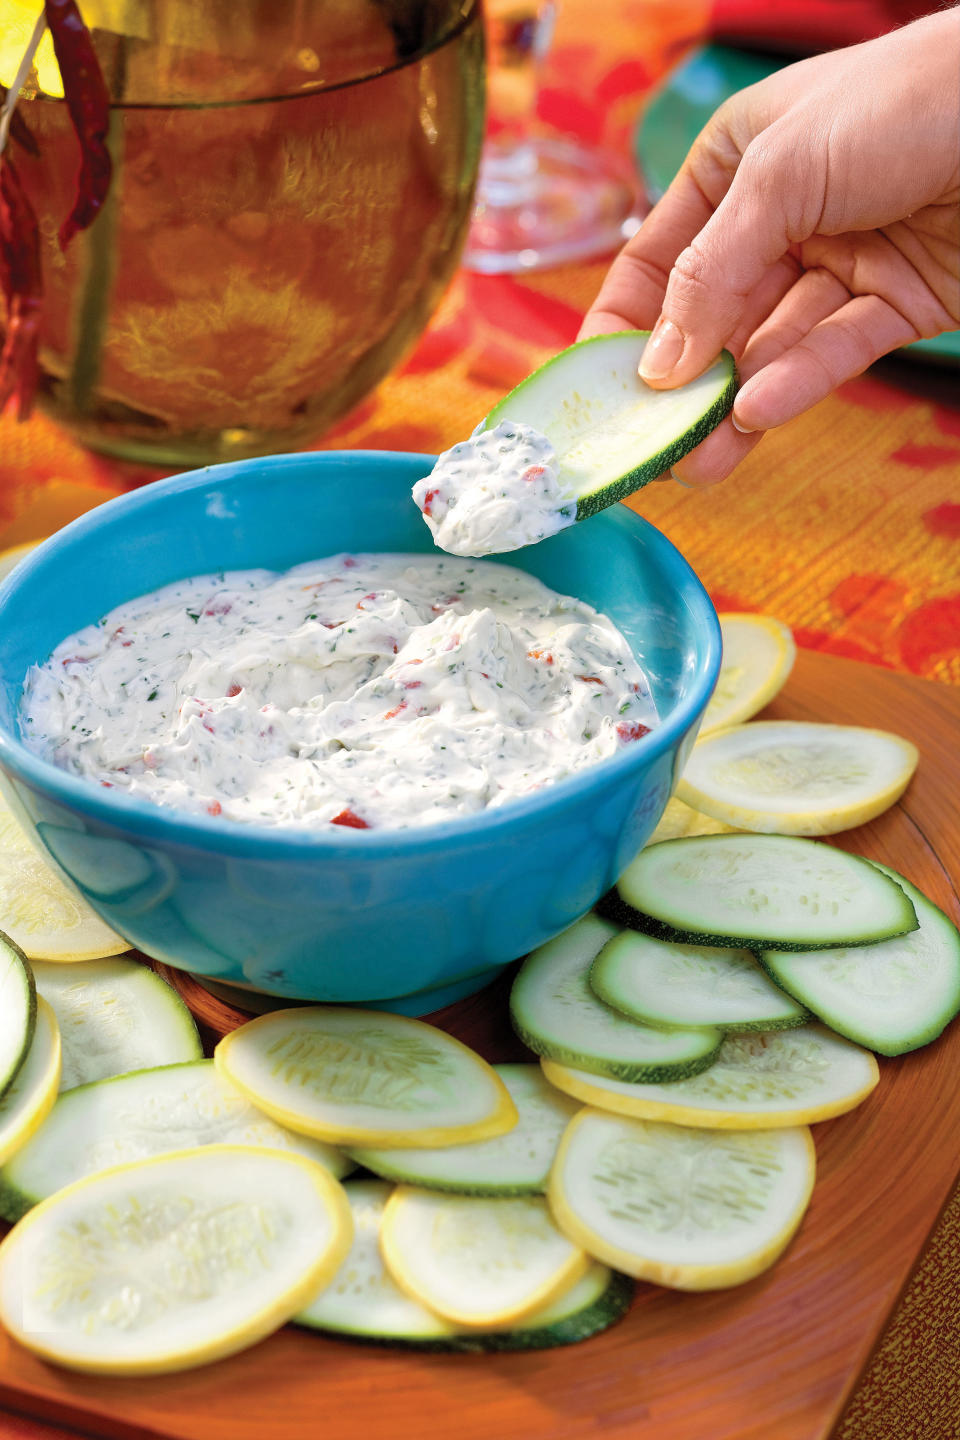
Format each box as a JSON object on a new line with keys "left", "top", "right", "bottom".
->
{"left": 0, "top": 792, "right": 129, "bottom": 962}
{"left": 645, "top": 795, "right": 739, "bottom": 846}
{"left": 0, "top": 1059, "right": 352, "bottom": 1224}
{"left": 32, "top": 957, "right": 202, "bottom": 1092}
{"left": 214, "top": 1006, "right": 517, "bottom": 1148}
{"left": 601, "top": 833, "right": 917, "bottom": 951}
{"left": 678, "top": 721, "right": 918, "bottom": 835}
{"left": 759, "top": 863, "right": 960, "bottom": 1057}
{"left": 0, "top": 932, "right": 35, "bottom": 1099}
{"left": 700, "top": 614, "right": 796, "bottom": 736}
{"left": 297, "top": 1179, "right": 632, "bottom": 1350}
{"left": 0, "top": 1145, "right": 352, "bottom": 1376}
{"left": 0, "top": 999, "right": 61, "bottom": 1165}
{"left": 380, "top": 1187, "right": 589, "bottom": 1329}
{"left": 483, "top": 331, "right": 737, "bottom": 519}
{"left": 348, "top": 1063, "right": 578, "bottom": 1195}
{"left": 510, "top": 914, "right": 722, "bottom": 1083}
{"left": 541, "top": 1024, "right": 878, "bottom": 1129}
{"left": 590, "top": 930, "right": 807, "bottom": 1033}
{"left": 548, "top": 1108, "right": 815, "bottom": 1290}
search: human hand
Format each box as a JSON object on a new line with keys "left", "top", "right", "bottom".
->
{"left": 580, "top": 7, "right": 960, "bottom": 486}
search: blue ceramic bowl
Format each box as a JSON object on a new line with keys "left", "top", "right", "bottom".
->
{"left": 0, "top": 452, "right": 720, "bottom": 1014}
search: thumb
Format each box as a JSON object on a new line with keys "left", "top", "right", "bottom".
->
{"left": 639, "top": 132, "right": 801, "bottom": 388}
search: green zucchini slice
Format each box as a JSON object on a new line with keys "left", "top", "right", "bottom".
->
{"left": 759, "top": 863, "right": 960, "bottom": 1056}
{"left": 590, "top": 930, "right": 807, "bottom": 1032}
{"left": 31, "top": 957, "right": 203, "bottom": 1092}
{"left": 509, "top": 915, "right": 722, "bottom": 1083}
{"left": 348, "top": 1063, "right": 579, "bottom": 1195}
{"left": 602, "top": 834, "right": 917, "bottom": 951}
{"left": 485, "top": 331, "right": 737, "bottom": 519}
{"left": 0, "top": 932, "right": 35, "bottom": 1099}
{"left": 0, "top": 1058, "right": 352, "bottom": 1223}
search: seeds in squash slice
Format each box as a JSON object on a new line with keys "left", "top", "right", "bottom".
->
{"left": 548, "top": 1108, "right": 815, "bottom": 1290}
{"left": 0, "top": 1059, "right": 352, "bottom": 1224}
{"left": 677, "top": 721, "right": 918, "bottom": 835}
{"left": 348, "top": 1063, "right": 579, "bottom": 1195}
{"left": 0, "top": 792, "right": 128, "bottom": 961}
{"left": 541, "top": 1024, "right": 878, "bottom": 1129}
{"left": 31, "top": 956, "right": 202, "bottom": 1092}
{"left": 0, "top": 931, "right": 35, "bottom": 1099}
{"left": 590, "top": 930, "right": 807, "bottom": 1033}
{"left": 700, "top": 614, "right": 796, "bottom": 736}
{"left": 0, "top": 999, "right": 61, "bottom": 1166}
{"left": 214, "top": 1006, "right": 517, "bottom": 1147}
{"left": 379, "top": 1187, "right": 589, "bottom": 1328}
{"left": 0, "top": 1146, "right": 353, "bottom": 1375}
{"left": 510, "top": 914, "right": 722, "bottom": 1083}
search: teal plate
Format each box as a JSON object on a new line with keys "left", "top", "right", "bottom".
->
{"left": 634, "top": 44, "right": 960, "bottom": 367}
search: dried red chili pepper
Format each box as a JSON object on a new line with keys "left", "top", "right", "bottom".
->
{"left": 0, "top": 158, "right": 42, "bottom": 419}
{"left": 44, "top": 0, "right": 112, "bottom": 249}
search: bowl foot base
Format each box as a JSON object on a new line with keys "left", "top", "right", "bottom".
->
{"left": 188, "top": 964, "right": 514, "bottom": 1019}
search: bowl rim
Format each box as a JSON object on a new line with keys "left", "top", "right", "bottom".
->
{"left": 0, "top": 450, "right": 721, "bottom": 858}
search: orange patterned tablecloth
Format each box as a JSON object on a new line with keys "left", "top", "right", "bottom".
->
{"left": 1, "top": 0, "right": 957, "bottom": 685}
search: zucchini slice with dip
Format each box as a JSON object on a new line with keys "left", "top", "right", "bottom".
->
{"left": 413, "top": 331, "right": 736, "bottom": 556}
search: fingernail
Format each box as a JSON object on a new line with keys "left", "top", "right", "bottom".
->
{"left": 731, "top": 413, "right": 756, "bottom": 434}
{"left": 669, "top": 466, "right": 695, "bottom": 488}
{"left": 640, "top": 319, "right": 684, "bottom": 380}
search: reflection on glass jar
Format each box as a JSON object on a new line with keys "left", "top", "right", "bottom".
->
{"left": 6, "top": 0, "right": 484, "bottom": 465}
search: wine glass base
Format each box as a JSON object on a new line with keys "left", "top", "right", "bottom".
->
{"left": 463, "top": 135, "right": 643, "bottom": 275}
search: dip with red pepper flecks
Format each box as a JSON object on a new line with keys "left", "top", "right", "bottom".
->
{"left": 20, "top": 554, "right": 657, "bottom": 831}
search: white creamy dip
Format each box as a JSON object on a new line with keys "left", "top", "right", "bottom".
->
{"left": 412, "top": 421, "right": 578, "bottom": 557}
{"left": 21, "top": 554, "right": 657, "bottom": 833}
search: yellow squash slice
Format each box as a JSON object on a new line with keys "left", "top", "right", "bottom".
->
{"left": 380, "top": 1186, "right": 589, "bottom": 1328}
{"left": 0, "top": 793, "right": 129, "bottom": 961}
{"left": 0, "top": 1145, "right": 353, "bottom": 1375}
{"left": 700, "top": 613, "right": 796, "bottom": 736}
{"left": 541, "top": 1024, "right": 879, "bottom": 1129}
{"left": 549, "top": 1108, "right": 815, "bottom": 1290}
{"left": 644, "top": 796, "right": 738, "bottom": 847}
{"left": 677, "top": 721, "right": 918, "bottom": 835}
{"left": 0, "top": 999, "right": 61, "bottom": 1165}
{"left": 215, "top": 1006, "right": 518, "bottom": 1147}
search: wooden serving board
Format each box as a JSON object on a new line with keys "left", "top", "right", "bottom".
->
{"left": 1, "top": 650, "right": 958, "bottom": 1440}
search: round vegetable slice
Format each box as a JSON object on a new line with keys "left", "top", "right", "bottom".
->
{"left": 510, "top": 915, "right": 721, "bottom": 1082}
{"left": 541, "top": 1024, "right": 878, "bottom": 1129}
{"left": 483, "top": 331, "right": 737, "bottom": 519}
{"left": 602, "top": 834, "right": 917, "bottom": 951}
{"left": 590, "top": 930, "right": 807, "bottom": 1033}
{"left": 0, "top": 931, "right": 35, "bottom": 1098}
{"left": 214, "top": 1007, "right": 517, "bottom": 1147}
{"left": 0, "top": 1059, "right": 352, "bottom": 1223}
{"left": 380, "top": 1187, "right": 589, "bottom": 1328}
{"left": 0, "top": 792, "right": 128, "bottom": 961}
{"left": 677, "top": 721, "right": 918, "bottom": 835}
{"left": 0, "top": 999, "right": 61, "bottom": 1165}
{"left": 0, "top": 1146, "right": 352, "bottom": 1375}
{"left": 296, "top": 1179, "right": 632, "bottom": 1351}
{"left": 645, "top": 795, "right": 738, "bottom": 847}
{"left": 549, "top": 1108, "right": 815, "bottom": 1289}
{"left": 700, "top": 614, "right": 796, "bottom": 736}
{"left": 759, "top": 864, "right": 960, "bottom": 1056}
{"left": 31, "top": 956, "right": 202, "bottom": 1092}
{"left": 348, "top": 1063, "right": 579, "bottom": 1194}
